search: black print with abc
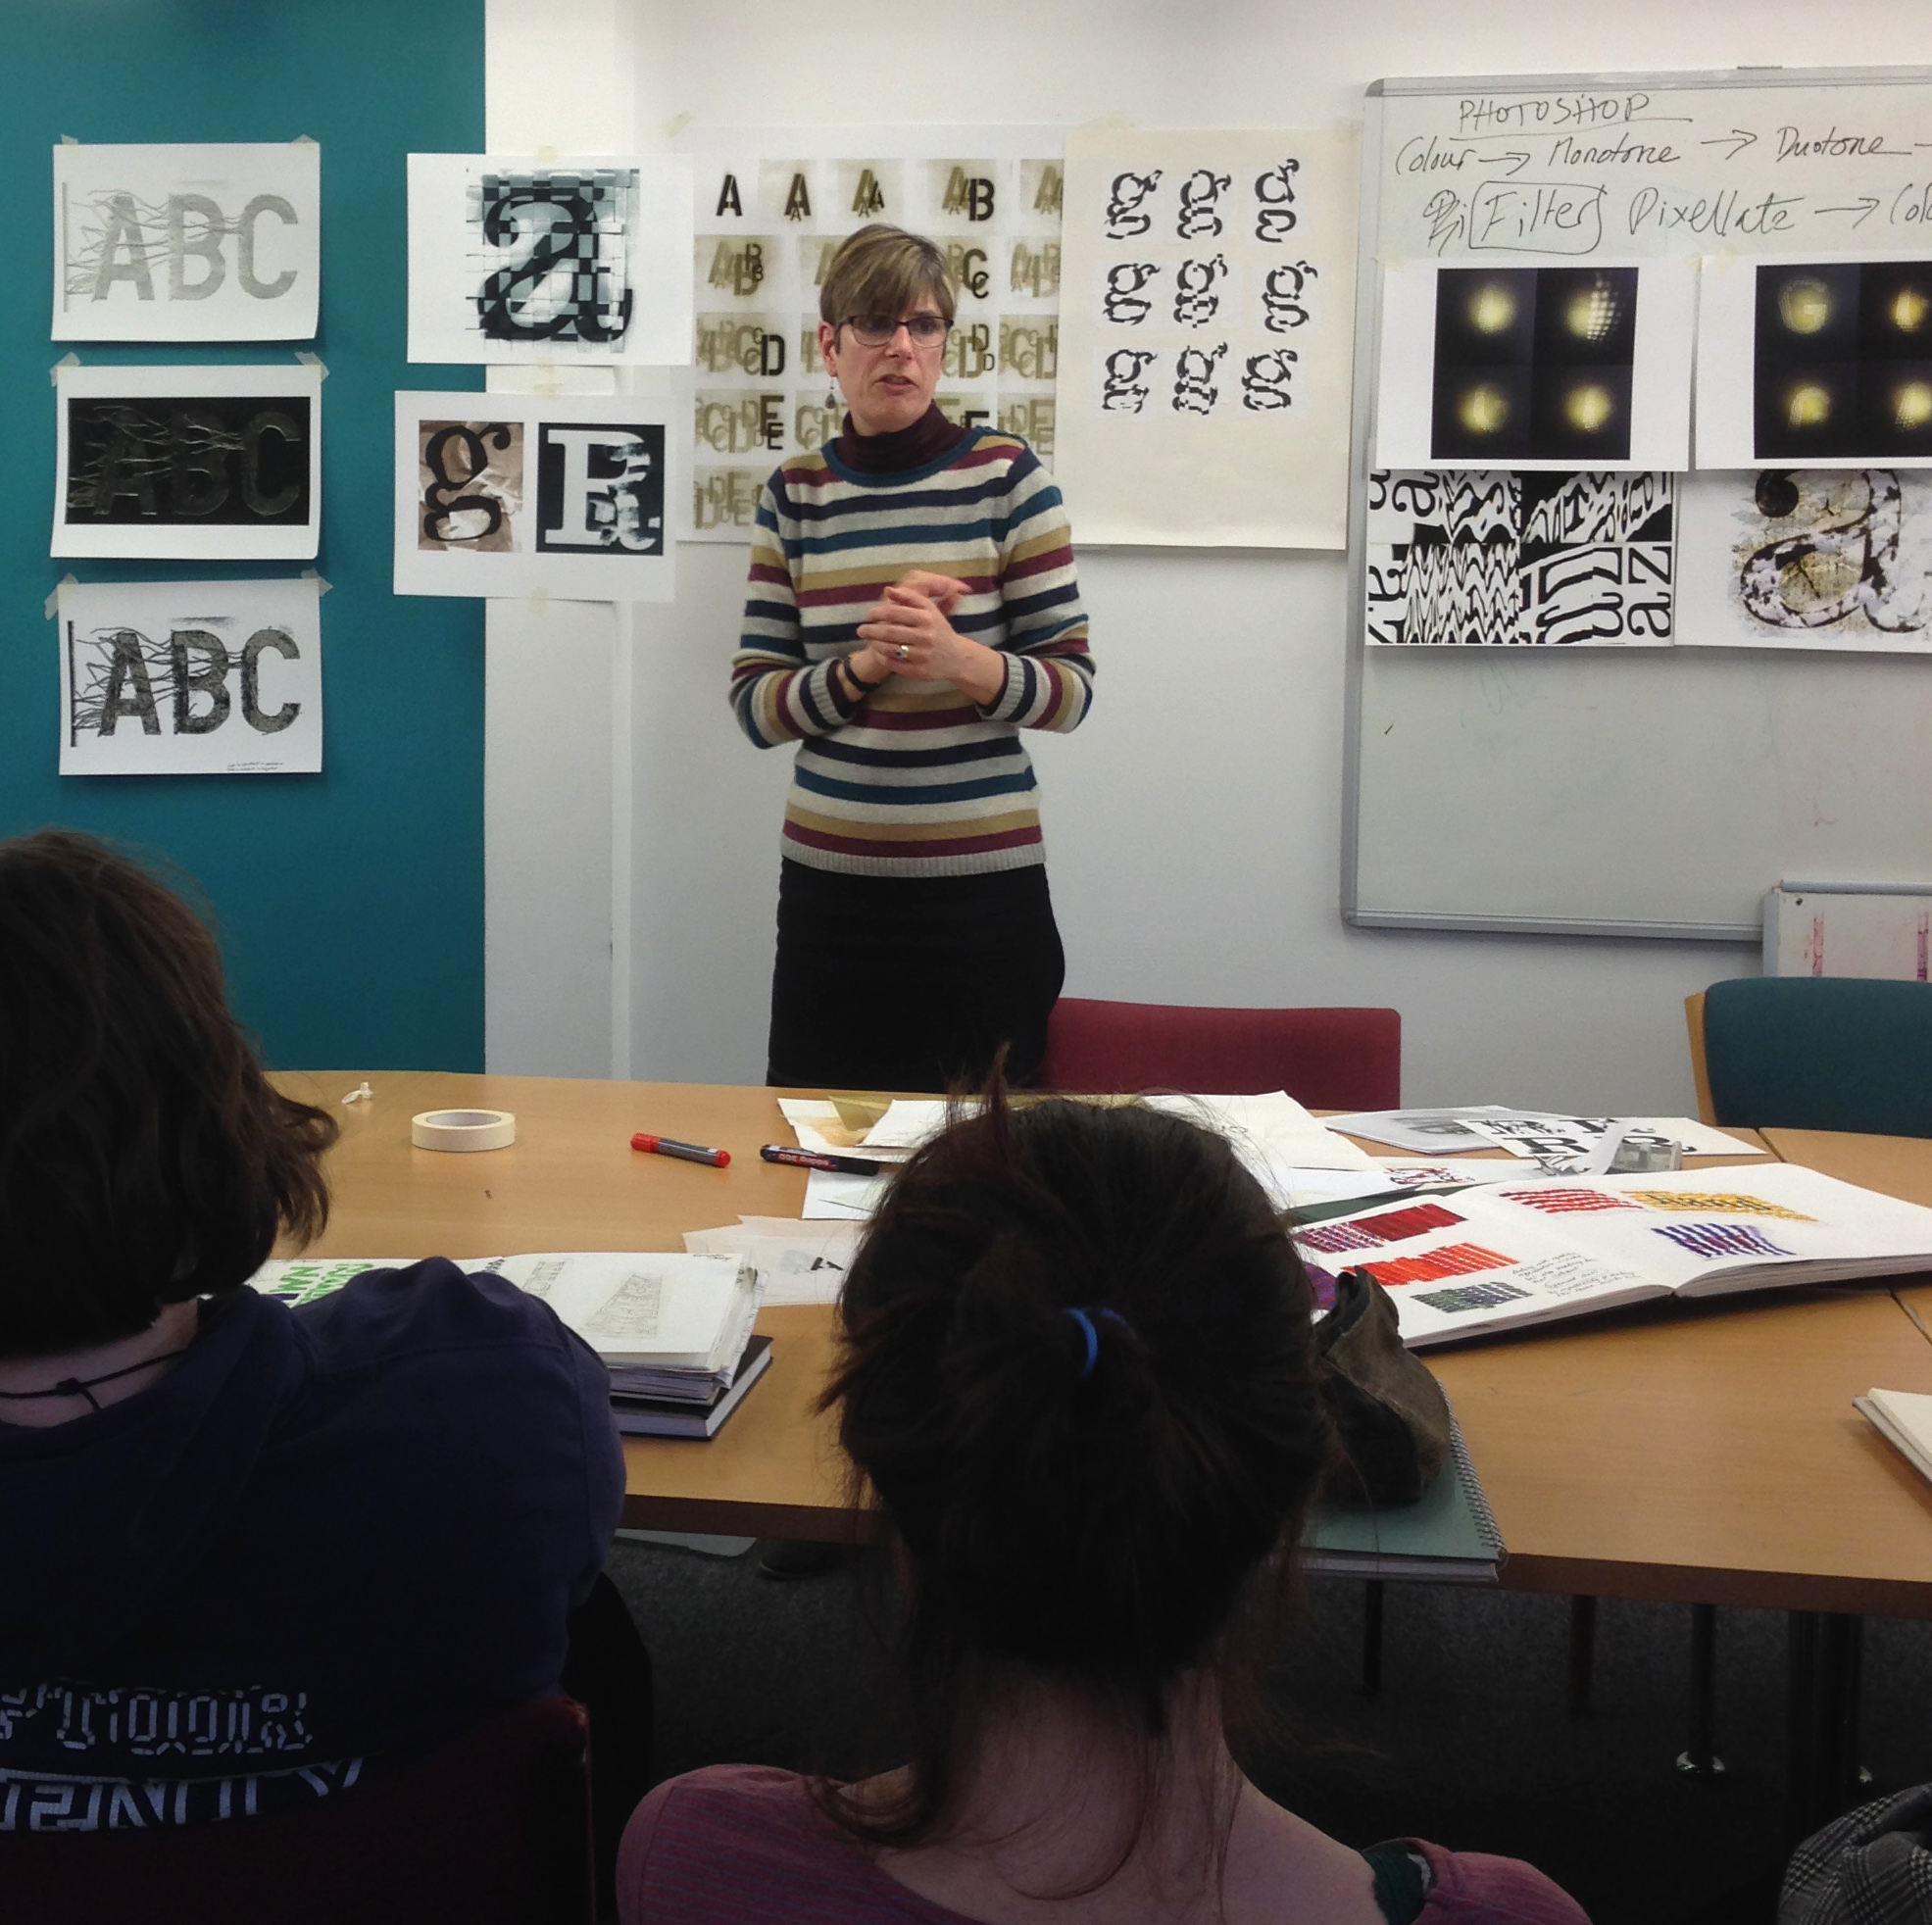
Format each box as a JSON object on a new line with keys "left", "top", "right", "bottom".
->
{"left": 64, "top": 397, "right": 310, "bottom": 525}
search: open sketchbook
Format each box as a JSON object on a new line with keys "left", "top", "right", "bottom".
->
{"left": 1288, "top": 1163, "right": 1932, "bottom": 1350}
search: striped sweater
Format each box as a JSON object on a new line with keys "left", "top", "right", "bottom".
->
{"left": 729, "top": 430, "right": 1095, "bottom": 878}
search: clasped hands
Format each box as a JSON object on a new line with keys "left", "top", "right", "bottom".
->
{"left": 849, "top": 570, "right": 1007, "bottom": 706}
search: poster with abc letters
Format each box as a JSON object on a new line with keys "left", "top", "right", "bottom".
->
{"left": 674, "top": 124, "right": 1065, "bottom": 543}
{"left": 393, "top": 390, "right": 679, "bottom": 601}
{"left": 53, "top": 141, "right": 321, "bottom": 342}
{"left": 58, "top": 576, "right": 323, "bottom": 776}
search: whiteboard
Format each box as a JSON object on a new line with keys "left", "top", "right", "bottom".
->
{"left": 1344, "top": 67, "right": 1932, "bottom": 940}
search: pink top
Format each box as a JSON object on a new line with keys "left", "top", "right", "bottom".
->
{"left": 618, "top": 1765, "right": 1591, "bottom": 1925}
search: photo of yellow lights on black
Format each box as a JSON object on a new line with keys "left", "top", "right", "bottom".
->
{"left": 1753, "top": 263, "right": 1932, "bottom": 460}
{"left": 1430, "top": 267, "right": 1638, "bottom": 464}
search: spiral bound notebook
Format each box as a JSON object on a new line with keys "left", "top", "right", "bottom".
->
{"left": 1300, "top": 1418, "right": 1504, "bottom": 1584}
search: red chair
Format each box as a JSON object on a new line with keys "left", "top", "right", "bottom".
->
{"left": 1042, "top": 999, "right": 1401, "bottom": 1110}
{"left": 0, "top": 1698, "right": 594, "bottom": 1925}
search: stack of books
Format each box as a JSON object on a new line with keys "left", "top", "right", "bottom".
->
{"left": 479, "top": 1253, "right": 769, "bottom": 1437}
{"left": 251, "top": 1250, "right": 773, "bottom": 1439}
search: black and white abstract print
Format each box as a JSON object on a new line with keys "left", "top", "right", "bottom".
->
{"left": 1674, "top": 468, "right": 1932, "bottom": 653}
{"left": 1365, "top": 469, "right": 1675, "bottom": 646}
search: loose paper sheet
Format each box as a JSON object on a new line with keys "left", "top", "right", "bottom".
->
{"left": 777, "top": 1097, "right": 914, "bottom": 1160}
{"left": 54, "top": 142, "right": 320, "bottom": 342}
{"left": 1697, "top": 252, "right": 1932, "bottom": 470}
{"left": 407, "top": 154, "right": 694, "bottom": 366}
{"left": 1364, "top": 469, "right": 1676, "bottom": 647}
{"left": 54, "top": 364, "right": 322, "bottom": 561}
{"left": 675, "top": 124, "right": 1065, "bottom": 542}
{"left": 393, "top": 390, "right": 679, "bottom": 600}
{"left": 1322, "top": 1107, "right": 1515, "bottom": 1153}
{"left": 58, "top": 576, "right": 323, "bottom": 776}
{"left": 1622, "top": 1118, "right": 1768, "bottom": 1159}
{"left": 1330, "top": 1109, "right": 1764, "bottom": 1160}
{"left": 803, "top": 1170, "right": 891, "bottom": 1219}
{"left": 1676, "top": 468, "right": 1932, "bottom": 654}
{"left": 1276, "top": 1160, "right": 1522, "bottom": 1212}
{"left": 1055, "top": 125, "right": 1359, "bottom": 549}
{"left": 851, "top": 1093, "right": 1377, "bottom": 1219}
{"left": 1141, "top": 1093, "right": 1379, "bottom": 1173}
{"left": 683, "top": 1219, "right": 863, "bottom": 1306}
{"left": 1375, "top": 259, "right": 1695, "bottom": 472}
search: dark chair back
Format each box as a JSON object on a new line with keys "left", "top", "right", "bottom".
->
{"left": 1042, "top": 999, "right": 1401, "bottom": 1110}
{"left": 0, "top": 1698, "right": 593, "bottom": 1925}
{"left": 1702, "top": 977, "right": 1932, "bottom": 1138}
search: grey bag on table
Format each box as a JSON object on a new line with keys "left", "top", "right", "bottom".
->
{"left": 1782, "top": 1786, "right": 1932, "bottom": 1925}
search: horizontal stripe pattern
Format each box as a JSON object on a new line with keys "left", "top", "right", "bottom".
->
{"left": 729, "top": 430, "right": 1094, "bottom": 878}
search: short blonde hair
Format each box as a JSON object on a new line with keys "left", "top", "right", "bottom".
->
{"left": 818, "top": 224, "right": 957, "bottom": 329}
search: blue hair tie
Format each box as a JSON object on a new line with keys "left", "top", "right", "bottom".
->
{"left": 1064, "top": 1306, "right": 1133, "bottom": 1382}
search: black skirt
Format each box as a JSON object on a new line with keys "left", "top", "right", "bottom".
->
{"left": 767, "top": 859, "right": 1065, "bottom": 1092}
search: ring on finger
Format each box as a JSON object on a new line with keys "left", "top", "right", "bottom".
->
{"left": 895, "top": 644, "right": 911, "bottom": 661}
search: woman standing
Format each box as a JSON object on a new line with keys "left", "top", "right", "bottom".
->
{"left": 731, "top": 223, "right": 1095, "bottom": 1092}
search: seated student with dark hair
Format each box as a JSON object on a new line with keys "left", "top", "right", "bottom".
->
{"left": 0, "top": 829, "right": 625, "bottom": 1831}
{"left": 619, "top": 1090, "right": 1587, "bottom": 1925}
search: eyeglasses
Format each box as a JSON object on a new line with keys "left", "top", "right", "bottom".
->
{"left": 841, "top": 313, "right": 952, "bottom": 348}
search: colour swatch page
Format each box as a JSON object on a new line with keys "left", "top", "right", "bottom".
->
{"left": 1292, "top": 1163, "right": 1932, "bottom": 1348}
{"left": 1292, "top": 1191, "right": 1661, "bottom": 1347}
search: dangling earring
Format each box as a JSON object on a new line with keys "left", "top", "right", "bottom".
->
{"left": 824, "top": 375, "right": 840, "bottom": 409}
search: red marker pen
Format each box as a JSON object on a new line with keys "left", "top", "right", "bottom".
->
{"left": 631, "top": 1132, "right": 730, "bottom": 1168}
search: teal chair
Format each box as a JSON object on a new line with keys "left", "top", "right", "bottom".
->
{"left": 1693, "top": 978, "right": 1932, "bottom": 1139}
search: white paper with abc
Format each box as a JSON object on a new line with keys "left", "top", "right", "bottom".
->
{"left": 53, "top": 142, "right": 320, "bottom": 342}
{"left": 1055, "top": 127, "right": 1360, "bottom": 550}
{"left": 393, "top": 390, "right": 679, "bottom": 600}
{"left": 57, "top": 577, "right": 322, "bottom": 776}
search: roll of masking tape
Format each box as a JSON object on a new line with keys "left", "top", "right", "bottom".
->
{"left": 411, "top": 1108, "right": 517, "bottom": 1153}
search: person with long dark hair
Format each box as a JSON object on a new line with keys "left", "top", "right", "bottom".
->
{"left": 0, "top": 830, "right": 627, "bottom": 1832}
{"left": 618, "top": 1093, "right": 1586, "bottom": 1924}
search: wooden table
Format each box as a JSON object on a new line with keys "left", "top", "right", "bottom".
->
{"left": 1429, "top": 1287, "right": 1932, "bottom": 1616}
{"left": 1762, "top": 1129, "right": 1932, "bottom": 1210}
{"left": 281, "top": 1072, "right": 1932, "bottom": 1607}
{"left": 283, "top": 1074, "right": 1932, "bottom": 1832}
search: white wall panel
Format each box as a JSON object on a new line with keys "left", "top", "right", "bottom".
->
{"left": 489, "top": 0, "right": 1932, "bottom": 1107}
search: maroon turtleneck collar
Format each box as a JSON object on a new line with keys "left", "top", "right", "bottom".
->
{"left": 832, "top": 404, "right": 969, "bottom": 475}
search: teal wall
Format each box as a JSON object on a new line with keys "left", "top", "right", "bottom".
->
{"left": 0, "top": 0, "right": 486, "bottom": 1068}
